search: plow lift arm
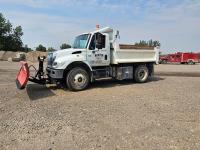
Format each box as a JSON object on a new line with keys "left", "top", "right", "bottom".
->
{"left": 16, "top": 56, "right": 49, "bottom": 89}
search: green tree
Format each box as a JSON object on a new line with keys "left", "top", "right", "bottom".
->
{"left": 135, "top": 39, "right": 161, "bottom": 47}
{"left": 0, "top": 13, "right": 23, "bottom": 51}
{"left": 153, "top": 40, "right": 161, "bottom": 47}
{"left": 22, "top": 44, "right": 32, "bottom": 52}
{"left": 47, "top": 47, "right": 55, "bottom": 52}
{"left": 60, "top": 43, "right": 71, "bottom": 49}
{"left": 36, "top": 44, "right": 46, "bottom": 52}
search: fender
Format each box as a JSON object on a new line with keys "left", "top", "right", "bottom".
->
{"left": 65, "top": 61, "right": 93, "bottom": 78}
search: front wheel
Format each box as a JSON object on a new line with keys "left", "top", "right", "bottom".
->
{"left": 66, "top": 67, "right": 90, "bottom": 91}
{"left": 134, "top": 65, "right": 149, "bottom": 83}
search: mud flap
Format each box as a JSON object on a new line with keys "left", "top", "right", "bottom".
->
{"left": 16, "top": 61, "right": 30, "bottom": 89}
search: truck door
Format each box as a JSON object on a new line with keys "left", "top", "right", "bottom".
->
{"left": 87, "top": 33, "right": 110, "bottom": 67}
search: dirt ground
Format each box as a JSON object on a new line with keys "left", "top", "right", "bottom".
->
{"left": 0, "top": 61, "right": 199, "bottom": 150}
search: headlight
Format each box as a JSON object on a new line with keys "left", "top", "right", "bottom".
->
{"left": 52, "top": 61, "right": 58, "bottom": 67}
{"left": 52, "top": 61, "right": 64, "bottom": 68}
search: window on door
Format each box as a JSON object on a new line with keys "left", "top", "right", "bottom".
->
{"left": 89, "top": 33, "right": 106, "bottom": 50}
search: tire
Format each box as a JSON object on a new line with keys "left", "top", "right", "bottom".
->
{"left": 188, "top": 60, "right": 194, "bottom": 65}
{"left": 66, "top": 67, "right": 90, "bottom": 91}
{"left": 162, "top": 60, "right": 167, "bottom": 64}
{"left": 134, "top": 65, "right": 149, "bottom": 83}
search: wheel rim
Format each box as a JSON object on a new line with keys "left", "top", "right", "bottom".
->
{"left": 189, "top": 61, "right": 193, "bottom": 64}
{"left": 73, "top": 73, "right": 87, "bottom": 87}
{"left": 138, "top": 69, "right": 147, "bottom": 80}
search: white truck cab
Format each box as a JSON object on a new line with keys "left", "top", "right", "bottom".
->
{"left": 47, "top": 27, "right": 159, "bottom": 91}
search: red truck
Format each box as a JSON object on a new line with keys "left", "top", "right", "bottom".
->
{"left": 159, "top": 52, "right": 199, "bottom": 64}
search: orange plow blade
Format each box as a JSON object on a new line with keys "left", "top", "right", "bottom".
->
{"left": 16, "top": 61, "right": 30, "bottom": 89}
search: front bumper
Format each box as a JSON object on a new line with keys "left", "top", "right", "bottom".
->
{"left": 46, "top": 67, "right": 64, "bottom": 79}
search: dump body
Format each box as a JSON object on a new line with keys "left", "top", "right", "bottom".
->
{"left": 111, "top": 44, "right": 158, "bottom": 64}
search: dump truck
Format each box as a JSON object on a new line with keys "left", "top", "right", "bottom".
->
{"left": 159, "top": 52, "right": 199, "bottom": 64}
{"left": 16, "top": 27, "right": 159, "bottom": 91}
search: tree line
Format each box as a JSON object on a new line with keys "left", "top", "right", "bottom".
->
{"left": 35, "top": 43, "right": 71, "bottom": 52}
{"left": 134, "top": 39, "right": 161, "bottom": 47}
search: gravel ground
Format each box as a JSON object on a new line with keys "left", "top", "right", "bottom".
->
{"left": 155, "top": 63, "right": 200, "bottom": 77}
{"left": 0, "top": 61, "right": 200, "bottom": 150}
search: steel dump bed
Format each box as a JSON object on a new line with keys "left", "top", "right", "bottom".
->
{"left": 111, "top": 44, "right": 159, "bottom": 64}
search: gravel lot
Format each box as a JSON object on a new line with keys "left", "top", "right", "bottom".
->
{"left": 0, "top": 61, "right": 200, "bottom": 150}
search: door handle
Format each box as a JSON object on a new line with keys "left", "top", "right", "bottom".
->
{"left": 105, "top": 55, "right": 107, "bottom": 60}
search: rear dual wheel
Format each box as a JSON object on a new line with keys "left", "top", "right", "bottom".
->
{"left": 134, "top": 65, "right": 149, "bottom": 83}
{"left": 66, "top": 67, "right": 90, "bottom": 91}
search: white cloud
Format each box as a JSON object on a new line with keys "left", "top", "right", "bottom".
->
{"left": 1, "top": 0, "right": 105, "bottom": 8}
{"left": 4, "top": 11, "right": 96, "bottom": 49}
{"left": 1, "top": 0, "right": 200, "bottom": 52}
{"left": 116, "top": 0, "right": 200, "bottom": 53}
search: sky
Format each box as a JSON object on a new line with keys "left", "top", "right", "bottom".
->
{"left": 0, "top": 0, "right": 200, "bottom": 53}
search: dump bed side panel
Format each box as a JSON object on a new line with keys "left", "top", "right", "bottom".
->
{"left": 119, "top": 44, "right": 155, "bottom": 50}
{"left": 111, "top": 48, "right": 158, "bottom": 64}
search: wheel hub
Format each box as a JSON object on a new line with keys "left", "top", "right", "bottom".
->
{"left": 139, "top": 70, "right": 145, "bottom": 79}
{"left": 73, "top": 74, "right": 86, "bottom": 86}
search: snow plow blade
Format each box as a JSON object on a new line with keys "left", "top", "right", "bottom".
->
{"left": 16, "top": 61, "right": 30, "bottom": 89}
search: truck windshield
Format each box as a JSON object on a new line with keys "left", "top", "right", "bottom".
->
{"left": 73, "top": 34, "right": 90, "bottom": 49}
